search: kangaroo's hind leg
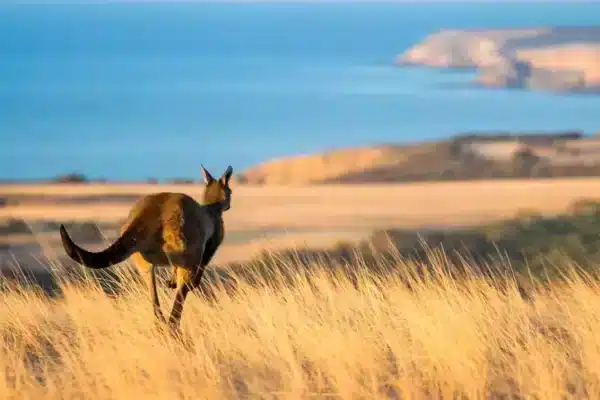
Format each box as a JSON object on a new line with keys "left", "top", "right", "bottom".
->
{"left": 168, "top": 242, "right": 211, "bottom": 332}
{"left": 168, "top": 266, "right": 194, "bottom": 331}
{"left": 132, "top": 252, "right": 166, "bottom": 323}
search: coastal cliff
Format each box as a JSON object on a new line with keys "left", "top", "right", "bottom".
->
{"left": 396, "top": 27, "right": 600, "bottom": 93}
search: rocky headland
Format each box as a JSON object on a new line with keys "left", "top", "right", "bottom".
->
{"left": 396, "top": 26, "right": 600, "bottom": 93}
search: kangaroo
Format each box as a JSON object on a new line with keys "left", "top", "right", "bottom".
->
{"left": 59, "top": 165, "right": 233, "bottom": 330}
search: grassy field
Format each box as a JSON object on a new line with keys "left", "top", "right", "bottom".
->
{"left": 4, "top": 179, "right": 600, "bottom": 398}
{"left": 2, "top": 250, "right": 600, "bottom": 399}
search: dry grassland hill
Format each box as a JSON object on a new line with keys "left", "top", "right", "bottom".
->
{"left": 236, "top": 132, "right": 600, "bottom": 185}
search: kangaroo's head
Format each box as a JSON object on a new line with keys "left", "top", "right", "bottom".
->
{"left": 201, "top": 165, "right": 234, "bottom": 211}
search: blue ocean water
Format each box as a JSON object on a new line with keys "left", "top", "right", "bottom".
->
{"left": 1, "top": 2, "right": 600, "bottom": 181}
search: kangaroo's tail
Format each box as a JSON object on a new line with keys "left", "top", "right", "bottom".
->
{"left": 59, "top": 223, "right": 141, "bottom": 269}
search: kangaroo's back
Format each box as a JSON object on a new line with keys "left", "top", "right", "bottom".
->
{"left": 122, "top": 192, "right": 217, "bottom": 264}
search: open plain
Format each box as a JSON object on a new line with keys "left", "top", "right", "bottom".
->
{"left": 3, "top": 178, "right": 600, "bottom": 270}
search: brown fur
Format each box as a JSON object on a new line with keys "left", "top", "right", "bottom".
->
{"left": 59, "top": 165, "right": 234, "bottom": 330}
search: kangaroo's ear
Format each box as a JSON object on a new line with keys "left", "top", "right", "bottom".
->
{"left": 201, "top": 164, "right": 215, "bottom": 184}
{"left": 219, "top": 165, "right": 233, "bottom": 185}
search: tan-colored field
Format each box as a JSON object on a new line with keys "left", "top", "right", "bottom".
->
{"left": 3, "top": 178, "right": 600, "bottom": 267}
{"left": 0, "top": 178, "right": 598, "bottom": 266}
{"left": 1, "top": 252, "right": 600, "bottom": 399}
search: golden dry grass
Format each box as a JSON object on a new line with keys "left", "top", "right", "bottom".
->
{"left": 4, "top": 180, "right": 600, "bottom": 398}
{"left": 2, "top": 250, "right": 600, "bottom": 399}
